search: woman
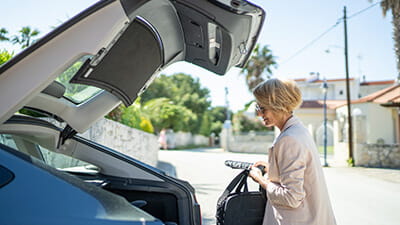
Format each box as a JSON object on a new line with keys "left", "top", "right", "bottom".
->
{"left": 249, "top": 78, "right": 336, "bottom": 225}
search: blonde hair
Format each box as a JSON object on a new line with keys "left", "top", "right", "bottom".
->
{"left": 253, "top": 78, "right": 302, "bottom": 114}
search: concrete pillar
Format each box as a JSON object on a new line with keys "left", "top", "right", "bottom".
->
{"left": 220, "top": 120, "right": 232, "bottom": 151}
{"left": 333, "top": 120, "right": 349, "bottom": 166}
{"left": 353, "top": 115, "right": 366, "bottom": 166}
{"left": 353, "top": 115, "right": 366, "bottom": 144}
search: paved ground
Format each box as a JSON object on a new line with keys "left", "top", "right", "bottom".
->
{"left": 157, "top": 148, "right": 400, "bottom": 225}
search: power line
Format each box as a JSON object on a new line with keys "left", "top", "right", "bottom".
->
{"left": 279, "top": 1, "right": 381, "bottom": 66}
{"left": 280, "top": 21, "right": 341, "bottom": 65}
{"left": 348, "top": 1, "right": 381, "bottom": 19}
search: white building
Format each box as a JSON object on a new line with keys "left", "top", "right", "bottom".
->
{"left": 293, "top": 74, "right": 395, "bottom": 150}
{"left": 335, "top": 83, "right": 400, "bottom": 168}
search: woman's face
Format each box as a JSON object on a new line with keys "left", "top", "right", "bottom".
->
{"left": 256, "top": 104, "right": 280, "bottom": 128}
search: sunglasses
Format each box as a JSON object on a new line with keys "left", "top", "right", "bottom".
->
{"left": 255, "top": 104, "right": 266, "bottom": 115}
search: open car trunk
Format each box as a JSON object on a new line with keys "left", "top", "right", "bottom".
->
{"left": 0, "top": 0, "right": 265, "bottom": 131}
{"left": 0, "top": 0, "right": 265, "bottom": 224}
{"left": 0, "top": 116, "right": 201, "bottom": 225}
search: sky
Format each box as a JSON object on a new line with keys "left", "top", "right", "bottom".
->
{"left": 1, "top": 0, "right": 396, "bottom": 112}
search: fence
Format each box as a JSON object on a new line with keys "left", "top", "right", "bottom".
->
{"left": 164, "top": 130, "right": 209, "bottom": 149}
{"left": 221, "top": 130, "right": 275, "bottom": 154}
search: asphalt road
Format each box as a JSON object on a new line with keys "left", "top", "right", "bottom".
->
{"left": 158, "top": 148, "right": 400, "bottom": 225}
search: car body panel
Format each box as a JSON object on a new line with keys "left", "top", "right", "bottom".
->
{"left": 0, "top": 145, "right": 163, "bottom": 225}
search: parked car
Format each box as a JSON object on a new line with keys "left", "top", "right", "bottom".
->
{"left": 0, "top": 0, "right": 264, "bottom": 224}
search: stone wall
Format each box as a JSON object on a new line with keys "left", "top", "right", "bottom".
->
{"left": 355, "top": 143, "right": 400, "bottom": 169}
{"left": 81, "top": 118, "right": 159, "bottom": 167}
{"left": 164, "top": 130, "right": 209, "bottom": 149}
{"left": 221, "top": 129, "right": 274, "bottom": 154}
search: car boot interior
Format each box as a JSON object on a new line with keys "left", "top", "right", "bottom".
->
{"left": 0, "top": 116, "right": 197, "bottom": 225}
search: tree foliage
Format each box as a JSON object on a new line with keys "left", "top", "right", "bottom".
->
{"left": 141, "top": 73, "right": 211, "bottom": 113}
{"left": 106, "top": 99, "right": 154, "bottom": 134}
{"left": 199, "top": 111, "right": 212, "bottom": 136}
{"left": 232, "top": 111, "right": 270, "bottom": 133}
{"left": 208, "top": 106, "right": 231, "bottom": 136}
{"left": 11, "top": 26, "right": 40, "bottom": 49}
{"left": 241, "top": 44, "right": 277, "bottom": 91}
{"left": 232, "top": 101, "right": 271, "bottom": 133}
{"left": 141, "top": 73, "right": 211, "bottom": 134}
{"left": 143, "top": 97, "right": 196, "bottom": 133}
{"left": 0, "top": 49, "right": 13, "bottom": 65}
{"left": 0, "top": 28, "right": 9, "bottom": 41}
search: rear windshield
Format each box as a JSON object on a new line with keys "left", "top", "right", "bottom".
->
{"left": 56, "top": 55, "right": 102, "bottom": 104}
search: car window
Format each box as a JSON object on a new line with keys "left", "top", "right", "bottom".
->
{"left": 56, "top": 55, "right": 102, "bottom": 104}
{"left": 0, "top": 133, "right": 18, "bottom": 149}
{"left": 0, "top": 133, "right": 97, "bottom": 171}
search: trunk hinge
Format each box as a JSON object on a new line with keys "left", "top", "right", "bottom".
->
{"left": 57, "top": 125, "right": 77, "bottom": 148}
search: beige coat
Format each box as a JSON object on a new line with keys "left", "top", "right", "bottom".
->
{"left": 262, "top": 116, "right": 336, "bottom": 225}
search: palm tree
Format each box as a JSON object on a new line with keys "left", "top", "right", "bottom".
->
{"left": 240, "top": 44, "right": 277, "bottom": 91}
{"left": 0, "top": 28, "right": 9, "bottom": 41}
{"left": 375, "top": 0, "right": 400, "bottom": 81}
{"left": 11, "top": 26, "right": 40, "bottom": 49}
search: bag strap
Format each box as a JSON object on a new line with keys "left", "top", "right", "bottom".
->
{"left": 217, "top": 170, "right": 249, "bottom": 206}
{"left": 235, "top": 171, "right": 249, "bottom": 193}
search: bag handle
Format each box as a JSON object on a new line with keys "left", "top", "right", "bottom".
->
{"left": 235, "top": 171, "right": 249, "bottom": 193}
{"left": 217, "top": 170, "right": 249, "bottom": 206}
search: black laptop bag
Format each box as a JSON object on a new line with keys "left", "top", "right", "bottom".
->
{"left": 216, "top": 170, "right": 267, "bottom": 225}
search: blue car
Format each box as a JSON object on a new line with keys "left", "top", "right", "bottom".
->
{"left": 0, "top": 0, "right": 264, "bottom": 224}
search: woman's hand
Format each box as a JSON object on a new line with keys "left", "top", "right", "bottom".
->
{"left": 249, "top": 166, "right": 263, "bottom": 184}
{"left": 253, "top": 161, "right": 269, "bottom": 174}
{"left": 249, "top": 161, "right": 270, "bottom": 190}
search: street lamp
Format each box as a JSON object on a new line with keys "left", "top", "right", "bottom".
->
{"left": 321, "top": 78, "right": 329, "bottom": 167}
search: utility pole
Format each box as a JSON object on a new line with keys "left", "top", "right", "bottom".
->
{"left": 223, "top": 87, "right": 231, "bottom": 151}
{"left": 225, "top": 87, "right": 231, "bottom": 121}
{"left": 321, "top": 78, "right": 329, "bottom": 167}
{"left": 344, "top": 6, "right": 354, "bottom": 165}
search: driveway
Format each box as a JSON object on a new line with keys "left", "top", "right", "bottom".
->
{"left": 158, "top": 148, "right": 400, "bottom": 225}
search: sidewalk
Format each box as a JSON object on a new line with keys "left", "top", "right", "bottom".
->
{"left": 323, "top": 153, "right": 400, "bottom": 184}
{"left": 325, "top": 166, "right": 400, "bottom": 184}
